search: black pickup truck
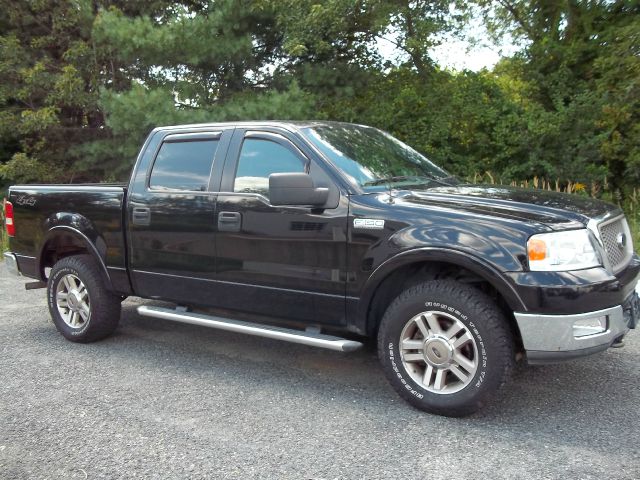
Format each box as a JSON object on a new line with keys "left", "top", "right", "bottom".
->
{"left": 4, "top": 121, "right": 639, "bottom": 416}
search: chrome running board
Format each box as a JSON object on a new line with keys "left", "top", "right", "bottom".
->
{"left": 137, "top": 305, "right": 363, "bottom": 352}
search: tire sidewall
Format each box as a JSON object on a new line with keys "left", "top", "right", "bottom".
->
{"left": 47, "top": 263, "right": 92, "bottom": 337}
{"left": 380, "top": 287, "right": 503, "bottom": 412}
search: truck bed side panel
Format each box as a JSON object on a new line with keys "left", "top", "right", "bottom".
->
{"left": 8, "top": 185, "right": 129, "bottom": 292}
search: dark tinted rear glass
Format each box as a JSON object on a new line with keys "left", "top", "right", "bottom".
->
{"left": 150, "top": 140, "right": 218, "bottom": 191}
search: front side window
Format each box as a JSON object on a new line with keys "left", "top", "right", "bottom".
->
{"left": 233, "top": 138, "right": 306, "bottom": 197}
{"left": 150, "top": 139, "right": 218, "bottom": 191}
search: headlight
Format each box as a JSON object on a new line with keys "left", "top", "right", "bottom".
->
{"left": 527, "top": 229, "right": 602, "bottom": 271}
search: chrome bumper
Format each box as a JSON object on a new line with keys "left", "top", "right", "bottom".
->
{"left": 515, "top": 287, "right": 638, "bottom": 364}
{"left": 3, "top": 252, "right": 20, "bottom": 276}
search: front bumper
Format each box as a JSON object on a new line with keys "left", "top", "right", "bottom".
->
{"left": 3, "top": 252, "right": 20, "bottom": 276}
{"left": 515, "top": 282, "right": 639, "bottom": 364}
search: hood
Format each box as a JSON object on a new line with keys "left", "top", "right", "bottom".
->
{"left": 394, "top": 184, "right": 621, "bottom": 230}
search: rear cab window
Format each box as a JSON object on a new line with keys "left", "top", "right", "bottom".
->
{"left": 150, "top": 138, "right": 219, "bottom": 192}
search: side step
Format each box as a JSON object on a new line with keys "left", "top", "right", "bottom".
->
{"left": 137, "top": 305, "right": 363, "bottom": 352}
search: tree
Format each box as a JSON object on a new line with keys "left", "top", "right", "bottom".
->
{"left": 1, "top": 0, "right": 637, "bottom": 197}
{"left": 475, "top": 0, "right": 640, "bottom": 190}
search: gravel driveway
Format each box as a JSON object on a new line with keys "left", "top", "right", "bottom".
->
{"left": 1, "top": 268, "right": 639, "bottom": 479}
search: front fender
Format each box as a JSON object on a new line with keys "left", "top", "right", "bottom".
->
{"left": 356, "top": 247, "right": 528, "bottom": 333}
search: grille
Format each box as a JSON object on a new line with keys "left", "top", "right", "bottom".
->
{"left": 597, "top": 216, "right": 633, "bottom": 273}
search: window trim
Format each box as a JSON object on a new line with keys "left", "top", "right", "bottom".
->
{"left": 231, "top": 132, "right": 310, "bottom": 198}
{"left": 147, "top": 132, "right": 222, "bottom": 194}
{"left": 162, "top": 132, "right": 221, "bottom": 143}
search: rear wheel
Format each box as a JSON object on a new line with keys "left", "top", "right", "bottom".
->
{"left": 378, "top": 280, "right": 514, "bottom": 417}
{"left": 47, "top": 255, "right": 121, "bottom": 342}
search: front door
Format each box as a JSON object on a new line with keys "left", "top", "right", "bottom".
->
{"left": 214, "top": 129, "right": 349, "bottom": 326}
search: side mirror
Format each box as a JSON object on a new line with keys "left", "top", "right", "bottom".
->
{"left": 269, "top": 172, "right": 329, "bottom": 207}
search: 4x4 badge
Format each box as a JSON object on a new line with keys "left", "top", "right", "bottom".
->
{"left": 354, "top": 218, "right": 385, "bottom": 230}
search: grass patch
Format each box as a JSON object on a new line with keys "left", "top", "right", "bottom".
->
{"left": 1, "top": 229, "right": 7, "bottom": 256}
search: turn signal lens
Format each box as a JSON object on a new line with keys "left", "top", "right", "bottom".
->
{"left": 4, "top": 201, "right": 14, "bottom": 237}
{"left": 527, "top": 238, "right": 547, "bottom": 261}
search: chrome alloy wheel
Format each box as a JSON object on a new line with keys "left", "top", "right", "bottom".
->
{"left": 56, "top": 274, "right": 91, "bottom": 329}
{"left": 400, "top": 311, "right": 478, "bottom": 394}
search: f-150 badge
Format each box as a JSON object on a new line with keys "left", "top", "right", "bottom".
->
{"left": 354, "top": 218, "right": 385, "bottom": 230}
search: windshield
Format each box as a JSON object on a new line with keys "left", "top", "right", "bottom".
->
{"left": 303, "top": 124, "right": 456, "bottom": 191}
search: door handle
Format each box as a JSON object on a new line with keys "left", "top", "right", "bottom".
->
{"left": 218, "top": 211, "right": 241, "bottom": 232}
{"left": 132, "top": 207, "right": 151, "bottom": 226}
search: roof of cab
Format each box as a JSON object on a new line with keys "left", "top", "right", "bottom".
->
{"left": 153, "top": 120, "right": 368, "bottom": 134}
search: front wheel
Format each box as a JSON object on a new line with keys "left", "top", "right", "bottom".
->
{"left": 378, "top": 280, "right": 514, "bottom": 417}
{"left": 47, "top": 254, "right": 121, "bottom": 343}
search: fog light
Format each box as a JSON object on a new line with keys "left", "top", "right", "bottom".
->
{"left": 573, "top": 316, "right": 607, "bottom": 337}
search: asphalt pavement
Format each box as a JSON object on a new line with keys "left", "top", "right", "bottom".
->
{"left": 1, "top": 267, "right": 639, "bottom": 479}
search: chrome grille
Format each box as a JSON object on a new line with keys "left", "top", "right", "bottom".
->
{"left": 597, "top": 215, "right": 633, "bottom": 273}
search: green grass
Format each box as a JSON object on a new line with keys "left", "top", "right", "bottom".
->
{"left": 1, "top": 230, "right": 7, "bottom": 256}
{"left": 628, "top": 212, "right": 639, "bottom": 250}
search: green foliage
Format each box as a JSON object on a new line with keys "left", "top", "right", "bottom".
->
{"left": 0, "top": 152, "right": 61, "bottom": 184}
{"left": 97, "top": 82, "right": 319, "bottom": 178}
{"left": 0, "top": 228, "right": 7, "bottom": 256}
{"left": 0, "top": 0, "right": 637, "bottom": 205}
{"left": 473, "top": 0, "right": 640, "bottom": 192}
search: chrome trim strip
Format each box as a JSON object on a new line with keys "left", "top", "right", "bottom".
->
{"left": 598, "top": 212, "right": 626, "bottom": 229}
{"left": 3, "top": 252, "right": 20, "bottom": 276}
{"left": 137, "top": 305, "right": 363, "bottom": 352}
{"left": 10, "top": 185, "right": 124, "bottom": 192}
{"left": 218, "top": 191, "right": 268, "bottom": 198}
{"left": 586, "top": 212, "right": 624, "bottom": 244}
{"left": 514, "top": 305, "right": 628, "bottom": 353}
{"left": 106, "top": 266, "right": 127, "bottom": 272}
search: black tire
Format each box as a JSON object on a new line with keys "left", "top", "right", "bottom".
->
{"left": 377, "top": 280, "right": 514, "bottom": 417}
{"left": 47, "top": 254, "right": 121, "bottom": 343}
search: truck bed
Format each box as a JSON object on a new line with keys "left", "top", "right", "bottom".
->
{"left": 8, "top": 183, "right": 129, "bottom": 289}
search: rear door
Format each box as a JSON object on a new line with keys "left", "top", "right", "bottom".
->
{"left": 128, "top": 128, "right": 232, "bottom": 305}
{"left": 213, "top": 128, "right": 349, "bottom": 326}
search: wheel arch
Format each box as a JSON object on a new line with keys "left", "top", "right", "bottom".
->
{"left": 37, "top": 225, "right": 114, "bottom": 290}
{"left": 358, "top": 248, "right": 526, "bottom": 350}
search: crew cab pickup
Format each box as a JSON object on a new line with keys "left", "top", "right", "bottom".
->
{"left": 4, "top": 121, "right": 639, "bottom": 416}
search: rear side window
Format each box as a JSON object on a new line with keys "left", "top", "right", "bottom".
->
{"left": 233, "top": 138, "right": 305, "bottom": 197}
{"left": 150, "top": 140, "right": 218, "bottom": 191}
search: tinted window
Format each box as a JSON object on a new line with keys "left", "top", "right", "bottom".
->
{"left": 234, "top": 138, "right": 305, "bottom": 197}
{"left": 150, "top": 140, "right": 218, "bottom": 191}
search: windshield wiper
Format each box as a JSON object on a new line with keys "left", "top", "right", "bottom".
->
{"left": 363, "top": 175, "right": 416, "bottom": 186}
{"left": 363, "top": 174, "right": 452, "bottom": 187}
